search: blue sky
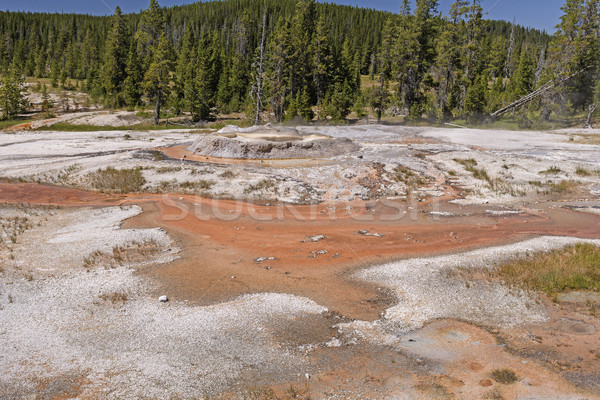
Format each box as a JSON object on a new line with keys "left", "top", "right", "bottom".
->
{"left": 2, "top": 0, "right": 565, "bottom": 33}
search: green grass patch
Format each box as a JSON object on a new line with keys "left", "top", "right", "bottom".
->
{"left": 208, "top": 119, "right": 252, "bottom": 130}
{"left": 39, "top": 122, "right": 205, "bottom": 132}
{"left": 494, "top": 243, "right": 600, "bottom": 296}
{"left": 453, "top": 158, "right": 478, "bottom": 167}
{"left": 0, "top": 117, "right": 29, "bottom": 130}
{"left": 89, "top": 167, "right": 146, "bottom": 193}
{"left": 453, "top": 158, "right": 492, "bottom": 183}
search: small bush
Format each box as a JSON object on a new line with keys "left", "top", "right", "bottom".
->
{"left": 148, "top": 150, "right": 165, "bottom": 161}
{"left": 244, "top": 179, "right": 277, "bottom": 194}
{"left": 575, "top": 166, "right": 591, "bottom": 176}
{"left": 540, "top": 166, "right": 562, "bottom": 175}
{"left": 89, "top": 167, "right": 146, "bottom": 193}
{"left": 220, "top": 170, "right": 236, "bottom": 179}
{"left": 99, "top": 292, "right": 128, "bottom": 304}
{"left": 490, "top": 369, "right": 519, "bottom": 384}
{"left": 482, "top": 387, "right": 505, "bottom": 400}
{"left": 155, "top": 166, "right": 182, "bottom": 174}
{"left": 180, "top": 180, "right": 214, "bottom": 190}
{"left": 393, "top": 166, "right": 430, "bottom": 186}
{"left": 547, "top": 179, "right": 576, "bottom": 194}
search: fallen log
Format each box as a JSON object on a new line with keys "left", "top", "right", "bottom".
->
{"left": 491, "top": 67, "right": 590, "bottom": 118}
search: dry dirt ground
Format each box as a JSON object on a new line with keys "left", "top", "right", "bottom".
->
{"left": 1, "top": 117, "right": 600, "bottom": 399}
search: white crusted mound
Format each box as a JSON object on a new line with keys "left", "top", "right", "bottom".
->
{"left": 188, "top": 124, "right": 360, "bottom": 159}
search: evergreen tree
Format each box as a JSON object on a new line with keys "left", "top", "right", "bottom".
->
{"left": 102, "top": 6, "right": 130, "bottom": 106}
{"left": 267, "top": 19, "right": 291, "bottom": 122}
{"left": 187, "top": 34, "right": 220, "bottom": 121}
{"left": 312, "top": 15, "right": 332, "bottom": 108}
{"left": 228, "top": 11, "right": 252, "bottom": 111}
{"left": 508, "top": 48, "right": 536, "bottom": 100}
{"left": 80, "top": 30, "right": 98, "bottom": 80}
{"left": 464, "top": 73, "right": 488, "bottom": 122}
{"left": 143, "top": 33, "right": 174, "bottom": 124}
{"left": 400, "top": 0, "right": 411, "bottom": 16}
{"left": 289, "top": 0, "right": 317, "bottom": 99}
{"left": 376, "top": 17, "right": 396, "bottom": 122}
{"left": 136, "top": 0, "right": 165, "bottom": 70}
{"left": 0, "top": 65, "right": 27, "bottom": 120}
{"left": 123, "top": 40, "right": 142, "bottom": 108}
{"left": 435, "top": 0, "right": 469, "bottom": 120}
{"left": 41, "top": 83, "right": 52, "bottom": 115}
{"left": 173, "top": 27, "right": 195, "bottom": 115}
{"left": 323, "top": 81, "right": 352, "bottom": 121}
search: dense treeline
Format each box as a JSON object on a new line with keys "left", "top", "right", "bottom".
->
{"left": 1, "top": 0, "right": 594, "bottom": 125}
{"left": 374, "top": 0, "right": 600, "bottom": 124}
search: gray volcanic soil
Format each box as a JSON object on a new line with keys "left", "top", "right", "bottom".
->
{"left": 188, "top": 126, "right": 360, "bottom": 159}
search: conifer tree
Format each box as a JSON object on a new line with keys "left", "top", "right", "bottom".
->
{"left": 41, "top": 83, "right": 51, "bottom": 113}
{"left": 0, "top": 65, "right": 27, "bottom": 120}
{"left": 312, "top": 15, "right": 332, "bottom": 108}
{"left": 102, "top": 6, "right": 130, "bottom": 106}
{"left": 267, "top": 19, "right": 291, "bottom": 122}
{"left": 173, "top": 28, "right": 195, "bottom": 115}
{"left": 136, "top": 0, "right": 165, "bottom": 70}
{"left": 123, "top": 40, "right": 142, "bottom": 108}
{"left": 188, "top": 34, "right": 219, "bottom": 121}
{"left": 228, "top": 11, "right": 252, "bottom": 111}
{"left": 508, "top": 47, "right": 536, "bottom": 100}
{"left": 436, "top": 0, "right": 469, "bottom": 119}
{"left": 290, "top": 0, "right": 317, "bottom": 99}
{"left": 143, "top": 33, "right": 174, "bottom": 124}
{"left": 323, "top": 81, "right": 352, "bottom": 121}
{"left": 376, "top": 17, "right": 396, "bottom": 122}
{"left": 464, "top": 73, "right": 488, "bottom": 121}
{"left": 79, "top": 30, "right": 98, "bottom": 81}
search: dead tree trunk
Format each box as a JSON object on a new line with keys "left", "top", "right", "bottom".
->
{"left": 254, "top": 13, "right": 267, "bottom": 126}
{"left": 154, "top": 88, "right": 162, "bottom": 126}
{"left": 503, "top": 20, "right": 516, "bottom": 89}
{"left": 586, "top": 103, "right": 598, "bottom": 128}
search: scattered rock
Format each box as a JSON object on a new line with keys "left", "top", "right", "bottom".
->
{"left": 254, "top": 257, "right": 276, "bottom": 263}
{"left": 358, "top": 229, "right": 385, "bottom": 237}
{"left": 308, "top": 235, "right": 327, "bottom": 242}
{"left": 479, "top": 379, "right": 493, "bottom": 387}
{"left": 158, "top": 295, "right": 169, "bottom": 303}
